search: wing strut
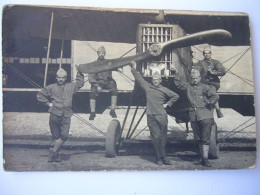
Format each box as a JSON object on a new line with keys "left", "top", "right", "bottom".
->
{"left": 44, "top": 11, "right": 54, "bottom": 87}
{"left": 59, "top": 38, "right": 65, "bottom": 69}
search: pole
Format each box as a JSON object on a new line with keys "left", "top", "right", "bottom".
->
{"left": 59, "top": 38, "right": 64, "bottom": 69}
{"left": 44, "top": 11, "right": 54, "bottom": 87}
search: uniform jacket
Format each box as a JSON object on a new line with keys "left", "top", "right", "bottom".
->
{"left": 37, "top": 72, "right": 84, "bottom": 117}
{"left": 88, "top": 59, "right": 114, "bottom": 87}
{"left": 174, "top": 75, "right": 219, "bottom": 121}
{"left": 195, "top": 59, "right": 226, "bottom": 89}
{"left": 131, "top": 68, "right": 179, "bottom": 115}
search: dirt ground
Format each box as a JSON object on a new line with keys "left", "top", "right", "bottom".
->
{"left": 2, "top": 109, "right": 256, "bottom": 171}
{"left": 3, "top": 139, "right": 256, "bottom": 172}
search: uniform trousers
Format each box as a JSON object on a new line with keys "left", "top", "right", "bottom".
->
{"left": 190, "top": 118, "right": 214, "bottom": 145}
{"left": 90, "top": 80, "right": 117, "bottom": 99}
{"left": 49, "top": 113, "right": 71, "bottom": 141}
{"left": 147, "top": 114, "right": 168, "bottom": 160}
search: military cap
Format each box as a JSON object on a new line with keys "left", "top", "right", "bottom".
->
{"left": 56, "top": 68, "right": 67, "bottom": 76}
{"left": 97, "top": 46, "right": 106, "bottom": 53}
{"left": 152, "top": 71, "right": 162, "bottom": 79}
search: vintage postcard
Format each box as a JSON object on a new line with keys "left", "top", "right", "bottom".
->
{"left": 2, "top": 4, "right": 256, "bottom": 171}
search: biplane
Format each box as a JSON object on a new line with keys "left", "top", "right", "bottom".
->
{"left": 2, "top": 5, "right": 255, "bottom": 159}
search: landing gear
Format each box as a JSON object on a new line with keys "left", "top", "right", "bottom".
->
{"left": 209, "top": 122, "right": 219, "bottom": 159}
{"left": 105, "top": 119, "right": 122, "bottom": 157}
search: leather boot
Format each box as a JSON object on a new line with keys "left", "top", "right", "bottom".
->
{"left": 49, "top": 139, "right": 64, "bottom": 162}
{"left": 110, "top": 96, "right": 117, "bottom": 118}
{"left": 201, "top": 144, "right": 211, "bottom": 167}
{"left": 153, "top": 140, "right": 162, "bottom": 165}
{"left": 89, "top": 99, "right": 96, "bottom": 120}
{"left": 193, "top": 143, "right": 203, "bottom": 165}
{"left": 53, "top": 139, "right": 65, "bottom": 153}
{"left": 161, "top": 157, "right": 172, "bottom": 165}
{"left": 48, "top": 148, "right": 56, "bottom": 162}
{"left": 89, "top": 112, "right": 96, "bottom": 120}
{"left": 48, "top": 150, "right": 62, "bottom": 163}
{"left": 53, "top": 153, "right": 62, "bottom": 162}
{"left": 156, "top": 159, "right": 163, "bottom": 166}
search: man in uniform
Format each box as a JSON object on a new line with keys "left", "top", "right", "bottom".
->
{"left": 37, "top": 66, "right": 84, "bottom": 162}
{"left": 195, "top": 48, "right": 226, "bottom": 118}
{"left": 88, "top": 46, "right": 118, "bottom": 120}
{"left": 129, "top": 61, "right": 179, "bottom": 166}
{"left": 174, "top": 68, "right": 219, "bottom": 167}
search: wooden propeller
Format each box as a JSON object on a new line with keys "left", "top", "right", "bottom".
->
{"left": 78, "top": 29, "right": 232, "bottom": 74}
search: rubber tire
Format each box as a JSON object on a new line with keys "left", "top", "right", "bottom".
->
{"left": 106, "top": 119, "right": 122, "bottom": 157}
{"left": 209, "top": 122, "right": 219, "bottom": 159}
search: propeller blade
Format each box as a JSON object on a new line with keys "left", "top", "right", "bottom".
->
{"left": 78, "top": 51, "right": 151, "bottom": 74}
{"left": 78, "top": 29, "right": 232, "bottom": 74}
{"left": 149, "top": 29, "right": 232, "bottom": 56}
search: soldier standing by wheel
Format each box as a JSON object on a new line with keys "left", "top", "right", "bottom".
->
{"left": 129, "top": 61, "right": 179, "bottom": 166}
{"left": 174, "top": 68, "right": 219, "bottom": 167}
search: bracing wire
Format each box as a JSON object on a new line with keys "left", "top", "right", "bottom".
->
{"left": 73, "top": 114, "right": 106, "bottom": 136}
{"left": 116, "top": 71, "right": 134, "bottom": 87}
{"left": 132, "top": 125, "right": 148, "bottom": 139}
{"left": 218, "top": 117, "right": 255, "bottom": 142}
{"left": 220, "top": 47, "right": 251, "bottom": 79}
{"left": 5, "top": 62, "right": 42, "bottom": 88}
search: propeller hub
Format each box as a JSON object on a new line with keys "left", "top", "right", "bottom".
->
{"left": 149, "top": 44, "right": 162, "bottom": 56}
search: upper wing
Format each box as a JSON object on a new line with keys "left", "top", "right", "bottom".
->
{"left": 3, "top": 5, "right": 247, "bottom": 45}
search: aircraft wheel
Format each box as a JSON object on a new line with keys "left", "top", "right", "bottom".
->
{"left": 106, "top": 119, "right": 122, "bottom": 157}
{"left": 209, "top": 122, "right": 219, "bottom": 159}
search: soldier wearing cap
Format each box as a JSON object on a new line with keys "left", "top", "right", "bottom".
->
{"left": 174, "top": 68, "right": 219, "bottom": 167}
{"left": 37, "top": 66, "right": 84, "bottom": 162}
{"left": 129, "top": 61, "right": 179, "bottom": 166}
{"left": 88, "top": 46, "right": 118, "bottom": 120}
{"left": 195, "top": 47, "right": 226, "bottom": 118}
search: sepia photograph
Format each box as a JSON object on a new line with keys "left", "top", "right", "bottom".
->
{"left": 2, "top": 4, "right": 256, "bottom": 172}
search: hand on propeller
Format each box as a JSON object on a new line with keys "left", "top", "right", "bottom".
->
{"left": 129, "top": 61, "right": 136, "bottom": 68}
{"left": 97, "top": 86, "right": 102, "bottom": 92}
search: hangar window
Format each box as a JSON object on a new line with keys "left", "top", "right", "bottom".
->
{"left": 8, "top": 57, "right": 14, "bottom": 63}
{"left": 51, "top": 58, "right": 57, "bottom": 64}
{"left": 3, "top": 39, "right": 71, "bottom": 88}
{"left": 30, "top": 58, "right": 35, "bottom": 63}
{"left": 19, "top": 58, "right": 25, "bottom": 63}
